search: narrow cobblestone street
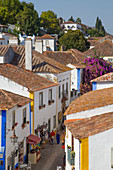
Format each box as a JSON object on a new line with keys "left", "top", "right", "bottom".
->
{"left": 31, "top": 135, "right": 64, "bottom": 170}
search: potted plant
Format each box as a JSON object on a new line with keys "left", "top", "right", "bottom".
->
{"left": 22, "top": 123, "right": 25, "bottom": 129}
{"left": 39, "top": 106, "right": 42, "bottom": 110}
{"left": 48, "top": 100, "right": 52, "bottom": 105}
{"left": 27, "top": 121, "right": 29, "bottom": 124}
{"left": 14, "top": 122, "right": 18, "bottom": 126}
{"left": 52, "top": 100, "right": 55, "bottom": 103}
{"left": 43, "top": 104, "right": 46, "bottom": 108}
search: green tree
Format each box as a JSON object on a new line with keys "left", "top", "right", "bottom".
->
{"left": 76, "top": 17, "right": 82, "bottom": 24}
{"left": 58, "top": 30, "right": 90, "bottom": 52}
{"left": 16, "top": 2, "right": 39, "bottom": 35}
{"left": 40, "top": 10, "right": 61, "bottom": 34}
{"left": 0, "top": 0, "right": 21, "bottom": 24}
{"left": 68, "top": 16, "right": 75, "bottom": 22}
{"left": 95, "top": 17, "right": 105, "bottom": 36}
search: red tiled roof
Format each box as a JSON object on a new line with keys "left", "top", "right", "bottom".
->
{"left": 37, "top": 34, "right": 55, "bottom": 39}
{"left": 64, "top": 87, "right": 113, "bottom": 115}
{"left": 0, "top": 45, "right": 11, "bottom": 55}
{"left": 65, "top": 112, "right": 113, "bottom": 139}
{"left": 84, "top": 40, "right": 113, "bottom": 56}
{"left": 44, "top": 50, "right": 85, "bottom": 66}
{"left": 0, "top": 64, "right": 58, "bottom": 91}
{"left": 0, "top": 89, "right": 32, "bottom": 110}
{"left": 62, "top": 21, "right": 77, "bottom": 24}
{"left": 91, "top": 72, "right": 113, "bottom": 82}
{"left": 10, "top": 45, "right": 71, "bottom": 73}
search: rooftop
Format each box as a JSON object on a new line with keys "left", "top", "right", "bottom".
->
{"left": 65, "top": 112, "right": 113, "bottom": 139}
{"left": 64, "top": 87, "right": 113, "bottom": 115}
{"left": 84, "top": 40, "right": 113, "bottom": 56}
{"left": 10, "top": 45, "right": 71, "bottom": 73}
{"left": 44, "top": 50, "right": 85, "bottom": 66}
{"left": 37, "top": 34, "right": 55, "bottom": 39}
{"left": 91, "top": 72, "right": 113, "bottom": 82}
{"left": 0, "top": 64, "right": 58, "bottom": 91}
{"left": 0, "top": 89, "right": 31, "bottom": 110}
{"left": 0, "top": 45, "right": 11, "bottom": 55}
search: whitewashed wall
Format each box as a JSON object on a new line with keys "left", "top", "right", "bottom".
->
{"left": 34, "top": 86, "right": 57, "bottom": 132}
{"left": 97, "top": 82, "right": 113, "bottom": 90}
{"left": 67, "top": 104, "right": 113, "bottom": 120}
{"left": 6, "top": 104, "right": 30, "bottom": 168}
{"left": 89, "top": 128, "right": 113, "bottom": 170}
{"left": 0, "top": 75, "right": 29, "bottom": 97}
{"left": 43, "top": 39, "right": 56, "bottom": 51}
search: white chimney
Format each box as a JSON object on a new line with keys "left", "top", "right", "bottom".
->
{"left": 25, "top": 38, "right": 32, "bottom": 71}
{"left": 9, "top": 36, "right": 19, "bottom": 45}
{"left": 35, "top": 39, "right": 43, "bottom": 54}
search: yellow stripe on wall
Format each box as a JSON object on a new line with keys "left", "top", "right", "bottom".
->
{"left": 29, "top": 92, "right": 34, "bottom": 134}
{"left": 80, "top": 137, "right": 89, "bottom": 170}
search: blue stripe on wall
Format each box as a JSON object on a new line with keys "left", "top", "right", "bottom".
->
{"left": 77, "top": 68, "right": 81, "bottom": 92}
{"left": 29, "top": 103, "right": 31, "bottom": 134}
{"left": 0, "top": 110, "right": 6, "bottom": 170}
{"left": 92, "top": 82, "right": 97, "bottom": 91}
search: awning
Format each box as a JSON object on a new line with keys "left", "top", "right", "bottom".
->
{"left": 26, "top": 134, "right": 41, "bottom": 145}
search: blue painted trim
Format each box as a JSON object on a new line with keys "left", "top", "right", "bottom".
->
{"left": 15, "top": 163, "right": 18, "bottom": 169}
{"left": 92, "top": 82, "right": 97, "bottom": 91}
{"left": 23, "top": 155, "right": 26, "bottom": 163}
{"left": 29, "top": 103, "right": 31, "bottom": 134}
{"left": 77, "top": 68, "right": 81, "bottom": 92}
{"left": 0, "top": 110, "right": 6, "bottom": 170}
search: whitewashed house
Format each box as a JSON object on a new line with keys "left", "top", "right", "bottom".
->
{"left": 64, "top": 87, "right": 113, "bottom": 170}
{"left": 65, "top": 112, "right": 113, "bottom": 170}
{"left": 0, "top": 63, "right": 58, "bottom": 134}
{"left": 91, "top": 72, "right": 113, "bottom": 91}
{"left": 35, "top": 34, "right": 57, "bottom": 53}
{"left": 44, "top": 50, "right": 86, "bottom": 100}
{"left": 61, "top": 21, "right": 82, "bottom": 33}
{"left": 0, "top": 89, "right": 31, "bottom": 170}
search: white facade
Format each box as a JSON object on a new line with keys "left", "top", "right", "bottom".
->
{"left": 0, "top": 74, "right": 58, "bottom": 133}
{"left": 67, "top": 104, "right": 113, "bottom": 120}
{"left": 0, "top": 32, "right": 14, "bottom": 45}
{"left": 0, "top": 102, "right": 30, "bottom": 169}
{"left": 37, "top": 71, "right": 71, "bottom": 123}
{"left": 35, "top": 38, "right": 56, "bottom": 53}
{"left": 61, "top": 22, "right": 82, "bottom": 33}
{"left": 96, "top": 81, "right": 113, "bottom": 90}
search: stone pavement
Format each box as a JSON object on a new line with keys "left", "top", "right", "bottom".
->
{"left": 31, "top": 135, "right": 64, "bottom": 170}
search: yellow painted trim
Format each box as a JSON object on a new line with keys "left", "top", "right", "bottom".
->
{"left": 80, "top": 138, "right": 89, "bottom": 170}
{"left": 29, "top": 92, "right": 34, "bottom": 134}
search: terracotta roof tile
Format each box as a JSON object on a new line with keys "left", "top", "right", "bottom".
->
{"left": 64, "top": 87, "right": 113, "bottom": 115}
{"left": 0, "top": 64, "right": 58, "bottom": 91}
{"left": 0, "top": 89, "right": 32, "bottom": 110}
{"left": 10, "top": 45, "right": 71, "bottom": 73}
{"left": 84, "top": 40, "right": 113, "bottom": 56}
{"left": 91, "top": 72, "right": 113, "bottom": 82}
{"left": 44, "top": 50, "right": 85, "bottom": 66}
{"left": 65, "top": 112, "right": 113, "bottom": 139}
{"left": 62, "top": 21, "right": 77, "bottom": 24}
{"left": 0, "top": 45, "right": 11, "bottom": 55}
{"left": 37, "top": 34, "right": 55, "bottom": 39}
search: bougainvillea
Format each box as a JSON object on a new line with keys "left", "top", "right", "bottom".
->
{"left": 80, "top": 54, "right": 113, "bottom": 94}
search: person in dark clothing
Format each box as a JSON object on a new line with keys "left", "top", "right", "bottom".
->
{"left": 56, "top": 131, "right": 60, "bottom": 144}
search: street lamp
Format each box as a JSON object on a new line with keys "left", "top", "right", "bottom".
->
{"left": 10, "top": 130, "right": 18, "bottom": 143}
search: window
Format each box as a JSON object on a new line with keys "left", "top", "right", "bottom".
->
{"left": 59, "top": 86, "right": 61, "bottom": 98}
{"left": 53, "top": 115, "right": 56, "bottom": 129}
{"left": 66, "top": 82, "right": 68, "bottom": 95}
{"left": 39, "top": 92, "right": 43, "bottom": 106}
{"left": 45, "top": 40, "right": 49, "bottom": 45}
{"left": 23, "top": 108, "right": 26, "bottom": 124}
{"left": 62, "top": 84, "right": 64, "bottom": 98}
{"left": 48, "top": 89, "right": 52, "bottom": 102}
{"left": 12, "top": 111, "right": 15, "bottom": 127}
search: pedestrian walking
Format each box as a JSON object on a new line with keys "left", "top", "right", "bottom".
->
{"left": 56, "top": 131, "right": 60, "bottom": 144}
{"left": 50, "top": 130, "right": 55, "bottom": 144}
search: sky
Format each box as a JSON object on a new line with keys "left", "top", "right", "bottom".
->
{"left": 20, "top": 0, "right": 113, "bottom": 35}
